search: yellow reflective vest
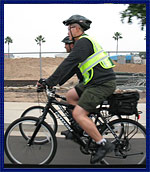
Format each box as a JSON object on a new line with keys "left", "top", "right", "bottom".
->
{"left": 78, "top": 35, "right": 115, "bottom": 85}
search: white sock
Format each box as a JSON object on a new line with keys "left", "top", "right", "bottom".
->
{"left": 96, "top": 138, "right": 106, "bottom": 145}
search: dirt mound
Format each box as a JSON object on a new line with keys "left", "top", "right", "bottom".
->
{"left": 113, "top": 61, "right": 146, "bottom": 74}
{"left": 4, "top": 57, "right": 146, "bottom": 103}
{"left": 4, "top": 57, "right": 146, "bottom": 80}
{"left": 4, "top": 57, "right": 64, "bottom": 80}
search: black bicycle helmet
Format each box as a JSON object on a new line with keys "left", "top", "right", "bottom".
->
{"left": 62, "top": 36, "right": 74, "bottom": 44}
{"left": 63, "top": 15, "right": 92, "bottom": 31}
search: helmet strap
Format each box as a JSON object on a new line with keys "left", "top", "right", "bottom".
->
{"left": 69, "top": 29, "right": 75, "bottom": 43}
{"left": 70, "top": 31, "right": 83, "bottom": 43}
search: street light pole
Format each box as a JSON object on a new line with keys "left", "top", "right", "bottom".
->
{"left": 39, "top": 42, "right": 42, "bottom": 78}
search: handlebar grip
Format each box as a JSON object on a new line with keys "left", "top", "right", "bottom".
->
{"left": 37, "top": 86, "right": 44, "bottom": 92}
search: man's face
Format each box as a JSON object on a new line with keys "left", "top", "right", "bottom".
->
{"left": 68, "top": 24, "right": 77, "bottom": 40}
{"left": 64, "top": 43, "right": 74, "bottom": 53}
{"left": 65, "top": 44, "right": 71, "bottom": 53}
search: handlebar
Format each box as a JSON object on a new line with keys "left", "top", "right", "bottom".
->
{"left": 37, "top": 84, "right": 66, "bottom": 101}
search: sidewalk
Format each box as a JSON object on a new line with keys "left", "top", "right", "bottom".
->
{"left": 4, "top": 102, "right": 146, "bottom": 132}
{"left": 4, "top": 102, "right": 68, "bottom": 133}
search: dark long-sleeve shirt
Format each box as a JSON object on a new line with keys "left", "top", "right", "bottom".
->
{"left": 46, "top": 37, "right": 116, "bottom": 87}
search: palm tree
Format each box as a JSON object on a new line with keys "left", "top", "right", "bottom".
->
{"left": 5, "top": 36, "right": 13, "bottom": 58}
{"left": 35, "top": 35, "right": 46, "bottom": 78}
{"left": 112, "top": 32, "right": 123, "bottom": 54}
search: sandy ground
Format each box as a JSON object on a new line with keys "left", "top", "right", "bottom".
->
{"left": 4, "top": 57, "right": 146, "bottom": 103}
{"left": 4, "top": 57, "right": 146, "bottom": 80}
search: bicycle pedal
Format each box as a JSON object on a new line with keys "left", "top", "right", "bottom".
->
{"left": 66, "top": 133, "right": 74, "bottom": 139}
{"left": 61, "top": 130, "right": 74, "bottom": 139}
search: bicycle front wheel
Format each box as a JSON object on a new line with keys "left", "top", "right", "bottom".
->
{"left": 5, "top": 116, "right": 57, "bottom": 165}
{"left": 100, "top": 118, "right": 146, "bottom": 165}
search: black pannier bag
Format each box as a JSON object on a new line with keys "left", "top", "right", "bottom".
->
{"left": 108, "top": 91, "right": 140, "bottom": 115}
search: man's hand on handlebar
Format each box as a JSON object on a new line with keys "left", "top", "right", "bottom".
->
{"left": 37, "top": 78, "right": 52, "bottom": 92}
{"left": 37, "top": 78, "right": 47, "bottom": 87}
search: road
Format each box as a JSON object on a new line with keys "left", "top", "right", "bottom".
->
{"left": 4, "top": 137, "right": 146, "bottom": 169}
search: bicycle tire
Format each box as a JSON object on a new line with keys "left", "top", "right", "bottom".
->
{"left": 5, "top": 116, "right": 57, "bottom": 165}
{"left": 20, "top": 106, "right": 58, "bottom": 144}
{"left": 99, "top": 118, "right": 146, "bottom": 165}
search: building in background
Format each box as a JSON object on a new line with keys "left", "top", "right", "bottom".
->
{"left": 4, "top": 53, "right": 14, "bottom": 58}
{"left": 110, "top": 54, "right": 142, "bottom": 64}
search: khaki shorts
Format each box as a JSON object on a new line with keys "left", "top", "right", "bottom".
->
{"left": 75, "top": 80, "right": 116, "bottom": 113}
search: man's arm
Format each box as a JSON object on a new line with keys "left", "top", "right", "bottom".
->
{"left": 59, "top": 67, "right": 79, "bottom": 86}
{"left": 45, "top": 38, "right": 93, "bottom": 87}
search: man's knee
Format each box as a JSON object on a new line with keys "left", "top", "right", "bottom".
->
{"left": 72, "top": 105, "right": 89, "bottom": 121}
{"left": 66, "top": 88, "right": 79, "bottom": 104}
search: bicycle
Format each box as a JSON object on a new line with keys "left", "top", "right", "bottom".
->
{"left": 4, "top": 86, "right": 146, "bottom": 165}
{"left": 19, "top": 86, "right": 118, "bottom": 137}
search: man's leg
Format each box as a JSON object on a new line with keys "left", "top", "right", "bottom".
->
{"left": 73, "top": 81, "right": 116, "bottom": 163}
{"left": 66, "top": 88, "right": 80, "bottom": 105}
{"left": 72, "top": 105, "right": 103, "bottom": 142}
{"left": 61, "top": 88, "right": 80, "bottom": 138}
{"left": 66, "top": 82, "right": 84, "bottom": 105}
{"left": 72, "top": 105, "right": 115, "bottom": 164}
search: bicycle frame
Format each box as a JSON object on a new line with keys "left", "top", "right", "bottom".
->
{"left": 28, "top": 95, "right": 122, "bottom": 150}
{"left": 28, "top": 87, "right": 140, "bottom": 149}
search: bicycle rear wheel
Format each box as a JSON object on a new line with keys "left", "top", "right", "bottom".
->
{"left": 100, "top": 118, "right": 146, "bottom": 165}
{"left": 5, "top": 116, "right": 57, "bottom": 165}
{"left": 19, "top": 106, "right": 58, "bottom": 144}
{"left": 20, "top": 106, "right": 58, "bottom": 134}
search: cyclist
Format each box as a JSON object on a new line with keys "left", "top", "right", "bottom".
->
{"left": 62, "top": 35, "right": 74, "bottom": 53}
{"left": 60, "top": 35, "right": 83, "bottom": 85}
{"left": 38, "top": 14, "right": 116, "bottom": 164}
{"left": 61, "top": 36, "right": 83, "bottom": 137}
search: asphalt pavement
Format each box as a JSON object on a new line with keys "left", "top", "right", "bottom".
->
{"left": 4, "top": 137, "right": 146, "bottom": 168}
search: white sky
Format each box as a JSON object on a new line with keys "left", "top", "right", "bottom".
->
{"left": 4, "top": 4, "right": 146, "bottom": 54}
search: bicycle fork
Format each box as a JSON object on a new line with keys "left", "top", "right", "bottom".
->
{"left": 27, "top": 123, "right": 42, "bottom": 146}
{"left": 27, "top": 103, "right": 49, "bottom": 146}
